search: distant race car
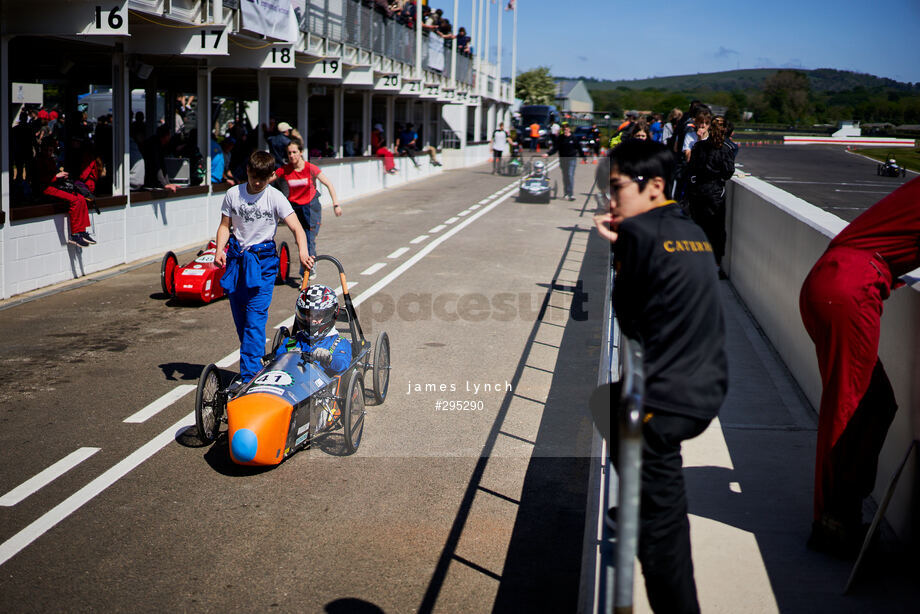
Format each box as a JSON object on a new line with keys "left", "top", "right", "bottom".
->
{"left": 517, "top": 160, "right": 557, "bottom": 203}
{"left": 877, "top": 157, "right": 907, "bottom": 177}
{"left": 160, "top": 239, "right": 291, "bottom": 303}
{"left": 193, "top": 255, "right": 390, "bottom": 462}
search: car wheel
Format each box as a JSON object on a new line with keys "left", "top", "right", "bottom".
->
{"left": 195, "top": 363, "right": 222, "bottom": 443}
{"left": 342, "top": 371, "right": 366, "bottom": 454}
{"left": 276, "top": 241, "right": 290, "bottom": 285}
{"left": 372, "top": 331, "right": 391, "bottom": 405}
{"left": 160, "top": 251, "right": 178, "bottom": 298}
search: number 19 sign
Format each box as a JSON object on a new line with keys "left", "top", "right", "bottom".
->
{"left": 307, "top": 58, "right": 342, "bottom": 80}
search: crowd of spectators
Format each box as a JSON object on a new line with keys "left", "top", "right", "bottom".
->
{"left": 371, "top": 0, "right": 472, "bottom": 56}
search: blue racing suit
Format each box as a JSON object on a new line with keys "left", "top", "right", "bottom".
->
{"left": 220, "top": 236, "right": 279, "bottom": 381}
{"left": 275, "top": 331, "right": 353, "bottom": 375}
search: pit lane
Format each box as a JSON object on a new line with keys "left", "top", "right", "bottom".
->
{"left": 0, "top": 158, "right": 607, "bottom": 612}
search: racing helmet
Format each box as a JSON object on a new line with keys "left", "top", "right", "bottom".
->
{"left": 295, "top": 284, "right": 340, "bottom": 343}
{"left": 888, "top": 158, "right": 896, "bottom": 164}
{"left": 533, "top": 160, "right": 546, "bottom": 174}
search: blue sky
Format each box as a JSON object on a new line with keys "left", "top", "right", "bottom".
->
{"left": 440, "top": 0, "right": 920, "bottom": 84}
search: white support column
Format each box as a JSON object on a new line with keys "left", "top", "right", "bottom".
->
{"left": 423, "top": 101, "right": 431, "bottom": 148}
{"left": 362, "top": 90, "right": 372, "bottom": 156}
{"left": 297, "top": 78, "right": 309, "bottom": 150}
{"left": 510, "top": 2, "right": 517, "bottom": 107}
{"left": 474, "top": 101, "right": 482, "bottom": 143}
{"left": 385, "top": 95, "right": 395, "bottom": 149}
{"left": 197, "top": 66, "right": 212, "bottom": 191}
{"left": 258, "top": 71, "right": 270, "bottom": 150}
{"left": 1, "top": 36, "right": 10, "bottom": 299}
{"left": 496, "top": 0, "right": 502, "bottom": 95}
{"left": 333, "top": 86, "right": 344, "bottom": 158}
{"left": 112, "top": 49, "right": 129, "bottom": 198}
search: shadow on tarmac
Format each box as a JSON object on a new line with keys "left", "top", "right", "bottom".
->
{"left": 416, "top": 223, "right": 607, "bottom": 613}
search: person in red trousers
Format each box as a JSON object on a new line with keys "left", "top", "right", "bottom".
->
{"left": 799, "top": 176, "right": 920, "bottom": 556}
{"left": 371, "top": 124, "right": 398, "bottom": 175}
{"left": 36, "top": 140, "right": 95, "bottom": 247}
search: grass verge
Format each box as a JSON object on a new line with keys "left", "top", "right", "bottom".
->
{"left": 850, "top": 147, "right": 920, "bottom": 173}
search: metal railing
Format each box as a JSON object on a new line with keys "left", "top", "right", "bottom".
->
{"left": 304, "top": 0, "right": 474, "bottom": 85}
{"left": 590, "top": 243, "right": 644, "bottom": 614}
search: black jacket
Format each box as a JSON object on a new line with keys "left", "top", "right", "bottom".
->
{"left": 547, "top": 133, "right": 584, "bottom": 158}
{"left": 687, "top": 139, "right": 735, "bottom": 194}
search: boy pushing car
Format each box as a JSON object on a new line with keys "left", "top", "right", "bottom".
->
{"left": 215, "top": 150, "right": 313, "bottom": 382}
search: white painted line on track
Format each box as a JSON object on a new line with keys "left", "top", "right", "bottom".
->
{"left": 444, "top": 216, "right": 460, "bottom": 224}
{"left": 352, "top": 186, "right": 519, "bottom": 309}
{"left": 410, "top": 235, "right": 429, "bottom": 244}
{"left": 457, "top": 210, "right": 472, "bottom": 217}
{"left": 216, "top": 350, "right": 240, "bottom": 368}
{"left": 123, "top": 385, "right": 196, "bottom": 423}
{"left": 0, "top": 413, "right": 193, "bottom": 567}
{"left": 478, "top": 198, "right": 491, "bottom": 204}
{"left": 0, "top": 181, "right": 527, "bottom": 568}
{"left": 361, "top": 262, "right": 387, "bottom": 276}
{"left": 429, "top": 224, "right": 447, "bottom": 233}
{"left": 0, "top": 448, "right": 101, "bottom": 507}
{"left": 388, "top": 247, "right": 410, "bottom": 259}
{"left": 834, "top": 189, "right": 891, "bottom": 194}
{"left": 469, "top": 204, "right": 481, "bottom": 210}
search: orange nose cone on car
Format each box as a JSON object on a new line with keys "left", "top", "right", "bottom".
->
{"left": 227, "top": 393, "right": 293, "bottom": 465}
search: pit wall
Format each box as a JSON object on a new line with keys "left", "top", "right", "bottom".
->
{"left": 724, "top": 176, "right": 920, "bottom": 541}
{"left": 0, "top": 146, "right": 492, "bottom": 300}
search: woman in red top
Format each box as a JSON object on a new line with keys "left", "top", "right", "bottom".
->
{"left": 800, "top": 176, "right": 920, "bottom": 555}
{"left": 372, "top": 124, "right": 398, "bottom": 175}
{"left": 274, "top": 139, "right": 342, "bottom": 264}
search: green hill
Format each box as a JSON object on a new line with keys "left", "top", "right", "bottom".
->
{"left": 573, "top": 68, "right": 916, "bottom": 93}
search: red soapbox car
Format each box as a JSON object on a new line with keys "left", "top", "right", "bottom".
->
{"left": 160, "top": 240, "right": 291, "bottom": 303}
{"left": 193, "top": 255, "right": 391, "bottom": 463}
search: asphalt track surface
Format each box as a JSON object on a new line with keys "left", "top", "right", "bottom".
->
{"left": 0, "top": 159, "right": 608, "bottom": 612}
{"left": 733, "top": 144, "right": 916, "bottom": 221}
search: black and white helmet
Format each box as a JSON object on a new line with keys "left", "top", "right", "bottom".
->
{"left": 533, "top": 160, "right": 546, "bottom": 174}
{"left": 295, "top": 284, "right": 339, "bottom": 342}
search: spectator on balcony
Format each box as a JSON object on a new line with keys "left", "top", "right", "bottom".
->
{"left": 424, "top": 7, "right": 442, "bottom": 31}
{"left": 456, "top": 27, "right": 471, "bottom": 53}
{"left": 374, "top": 0, "right": 396, "bottom": 17}
{"left": 437, "top": 17, "right": 454, "bottom": 39}
{"left": 372, "top": 123, "right": 398, "bottom": 175}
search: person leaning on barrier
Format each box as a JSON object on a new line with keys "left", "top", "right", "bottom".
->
{"left": 593, "top": 140, "right": 728, "bottom": 614}
{"left": 799, "top": 176, "right": 920, "bottom": 558}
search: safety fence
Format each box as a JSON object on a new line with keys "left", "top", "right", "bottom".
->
{"left": 303, "top": 0, "right": 474, "bottom": 85}
{"left": 588, "top": 241, "right": 644, "bottom": 614}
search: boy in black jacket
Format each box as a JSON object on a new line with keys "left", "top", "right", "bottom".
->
{"left": 594, "top": 140, "right": 728, "bottom": 614}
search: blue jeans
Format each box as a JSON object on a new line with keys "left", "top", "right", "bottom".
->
{"left": 560, "top": 157, "right": 577, "bottom": 197}
{"left": 228, "top": 252, "right": 278, "bottom": 380}
{"left": 308, "top": 196, "right": 322, "bottom": 257}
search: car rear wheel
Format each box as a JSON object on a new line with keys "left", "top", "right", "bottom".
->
{"left": 195, "top": 363, "right": 222, "bottom": 443}
{"left": 372, "top": 331, "right": 391, "bottom": 405}
{"left": 160, "top": 251, "right": 178, "bottom": 297}
{"left": 342, "top": 371, "right": 366, "bottom": 454}
{"left": 276, "top": 241, "right": 290, "bottom": 285}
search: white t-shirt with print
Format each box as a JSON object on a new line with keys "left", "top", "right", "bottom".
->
{"left": 220, "top": 183, "right": 294, "bottom": 248}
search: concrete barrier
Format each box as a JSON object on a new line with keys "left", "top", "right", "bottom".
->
{"left": 0, "top": 146, "right": 492, "bottom": 300}
{"left": 784, "top": 136, "right": 916, "bottom": 147}
{"left": 724, "top": 176, "right": 920, "bottom": 541}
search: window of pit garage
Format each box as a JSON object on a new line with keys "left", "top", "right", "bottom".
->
{"left": 7, "top": 37, "right": 117, "bottom": 208}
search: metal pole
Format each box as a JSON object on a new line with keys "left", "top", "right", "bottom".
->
{"left": 496, "top": 0, "right": 503, "bottom": 102}
{"left": 475, "top": 0, "right": 484, "bottom": 95}
{"left": 483, "top": 0, "right": 490, "bottom": 96}
{"left": 450, "top": 0, "right": 459, "bottom": 91}
{"left": 510, "top": 0, "right": 517, "bottom": 106}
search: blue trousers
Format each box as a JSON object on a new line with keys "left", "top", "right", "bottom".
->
{"left": 560, "top": 157, "right": 577, "bottom": 198}
{"left": 228, "top": 254, "right": 278, "bottom": 381}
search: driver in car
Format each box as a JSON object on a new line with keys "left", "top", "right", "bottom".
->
{"left": 276, "top": 284, "right": 352, "bottom": 376}
{"left": 529, "top": 159, "right": 547, "bottom": 179}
